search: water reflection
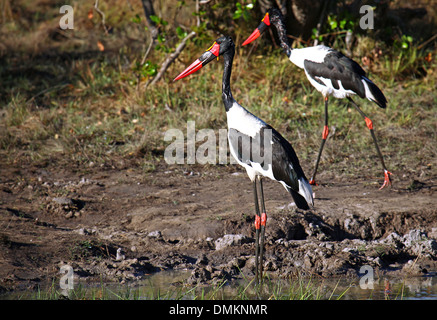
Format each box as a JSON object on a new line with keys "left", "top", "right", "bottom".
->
{"left": 137, "top": 271, "right": 437, "bottom": 300}
{"left": 334, "top": 276, "right": 437, "bottom": 300}
{"left": 2, "top": 271, "right": 437, "bottom": 300}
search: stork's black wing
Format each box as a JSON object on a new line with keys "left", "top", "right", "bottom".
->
{"left": 229, "top": 126, "right": 311, "bottom": 210}
{"left": 304, "top": 50, "right": 367, "bottom": 98}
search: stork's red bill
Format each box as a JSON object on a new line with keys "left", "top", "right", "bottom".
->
{"left": 242, "top": 12, "right": 271, "bottom": 46}
{"left": 173, "top": 42, "right": 220, "bottom": 81}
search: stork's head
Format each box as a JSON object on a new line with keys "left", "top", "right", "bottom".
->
{"left": 173, "top": 36, "right": 234, "bottom": 81}
{"left": 241, "top": 7, "right": 285, "bottom": 46}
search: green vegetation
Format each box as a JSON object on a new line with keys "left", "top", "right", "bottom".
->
{"left": 16, "top": 273, "right": 353, "bottom": 300}
{"left": 9, "top": 272, "right": 422, "bottom": 300}
{"left": 1, "top": 1, "right": 435, "bottom": 181}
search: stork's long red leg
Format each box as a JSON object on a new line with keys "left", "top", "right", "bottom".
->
{"left": 347, "top": 97, "right": 392, "bottom": 189}
{"left": 253, "top": 179, "right": 261, "bottom": 284}
{"left": 258, "top": 177, "right": 267, "bottom": 283}
{"left": 310, "top": 96, "right": 329, "bottom": 185}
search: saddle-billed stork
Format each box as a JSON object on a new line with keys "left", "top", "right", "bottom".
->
{"left": 174, "top": 36, "right": 314, "bottom": 283}
{"left": 242, "top": 7, "right": 392, "bottom": 189}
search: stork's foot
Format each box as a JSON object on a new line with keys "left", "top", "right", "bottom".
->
{"left": 309, "top": 179, "right": 318, "bottom": 186}
{"left": 379, "top": 169, "right": 393, "bottom": 190}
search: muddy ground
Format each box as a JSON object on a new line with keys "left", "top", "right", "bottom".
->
{"left": 0, "top": 157, "right": 436, "bottom": 294}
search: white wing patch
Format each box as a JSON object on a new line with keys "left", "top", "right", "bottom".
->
{"left": 362, "top": 78, "right": 376, "bottom": 103}
{"left": 226, "top": 101, "right": 265, "bottom": 138}
{"left": 298, "top": 178, "right": 314, "bottom": 207}
{"left": 289, "top": 45, "right": 332, "bottom": 69}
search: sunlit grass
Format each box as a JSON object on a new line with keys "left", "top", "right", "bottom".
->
{"left": 1, "top": 0, "right": 435, "bottom": 179}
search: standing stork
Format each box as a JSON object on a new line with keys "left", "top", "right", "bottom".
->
{"left": 174, "top": 36, "right": 314, "bottom": 283}
{"left": 242, "top": 7, "right": 392, "bottom": 189}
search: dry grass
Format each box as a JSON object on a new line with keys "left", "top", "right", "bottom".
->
{"left": 0, "top": 0, "right": 436, "bottom": 184}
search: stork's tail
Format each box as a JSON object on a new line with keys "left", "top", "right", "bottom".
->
{"left": 363, "top": 77, "right": 387, "bottom": 108}
{"left": 287, "top": 178, "right": 314, "bottom": 210}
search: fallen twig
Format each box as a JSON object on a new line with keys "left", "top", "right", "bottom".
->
{"left": 417, "top": 33, "right": 437, "bottom": 50}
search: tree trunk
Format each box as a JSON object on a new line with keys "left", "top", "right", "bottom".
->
{"left": 257, "top": 0, "right": 326, "bottom": 41}
{"left": 141, "top": 0, "right": 159, "bottom": 40}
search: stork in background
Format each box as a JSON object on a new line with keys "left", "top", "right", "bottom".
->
{"left": 242, "top": 7, "right": 392, "bottom": 189}
{"left": 174, "top": 36, "right": 314, "bottom": 283}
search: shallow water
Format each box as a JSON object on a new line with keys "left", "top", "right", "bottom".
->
{"left": 2, "top": 271, "right": 437, "bottom": 300}
{"left": 331, "top": 275, "right": 437, "bottom": 300}
{"left": 117, "top": 271, "right": 437, "bottom": 300}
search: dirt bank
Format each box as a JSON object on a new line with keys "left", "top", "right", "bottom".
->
{"left": 0, "top": 158, "right": 436, "bottom": 293}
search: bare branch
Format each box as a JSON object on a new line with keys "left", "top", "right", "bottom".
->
{"left": 138, "top": 0, "right": 161, "bottom": 72}
{"left": 313, "top": 0, "right": 330, "bottom": 46}
{"left": 140, "top": 39, "right": 155, "bottom": 65}
{"left": 417, "top": 33, "right": 437, "bottom": 50}
{"left": 94, "top": 0, "right": 109, "bottom": 35}
{"left": 195, "top": 0, "right": 200, "bottom": 27}
{"left": 147, "top": 31, "right": 196, "bottom": 87}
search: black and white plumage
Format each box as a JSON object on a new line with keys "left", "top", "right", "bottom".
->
{"left": 227, "top": 123, "right": 313, "bottom": 210}
{"left": 174, "top": 35, "right": 313, "bottom": 282}
{"left": 243, "top": 7, "right": 392, "bottom": 189}
{"left": 284, "top": 46, "right": 386, "bottom": 116}
{"left": 302, "top": 48, "right": 386, "bottom": 107}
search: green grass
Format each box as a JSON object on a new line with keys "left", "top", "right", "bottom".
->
{"left": 15, "top": 273, "right": 353, "bottom": 300}
{"left": 2, "top": 3, "right": 436, "bottom": 170}
{"left": 2, "top": 32, "right": 435, "bottom": 173}
{"left": 13, "top": 272, "right": 423, "bottom": 300}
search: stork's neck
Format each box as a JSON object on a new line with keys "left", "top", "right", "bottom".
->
{"left": 273, "top": 20, "right": 292, "bottom": 58}
{"left": 221, "top": 49, "right": 235, "bottom": 112}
